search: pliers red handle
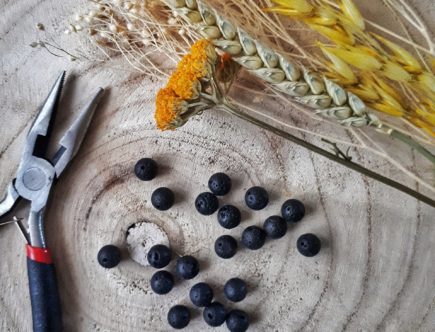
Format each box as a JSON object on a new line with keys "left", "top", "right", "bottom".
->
{"left": 0, "top": 71, "right": 104, "bottom": 332}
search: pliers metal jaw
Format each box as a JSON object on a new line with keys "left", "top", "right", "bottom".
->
{"left": 0, "top": 71, "right": 104, "bottom": 332}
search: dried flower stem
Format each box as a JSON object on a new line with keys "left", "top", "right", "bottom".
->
{"left": 184, "top": 62, "right": 435, "bottom": 206}
{"left": 219, "top": 100, "right": 435, "bottom": 207}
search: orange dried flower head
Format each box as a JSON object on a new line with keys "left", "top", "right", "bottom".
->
{"left": 167, "top": 39, "right": 216, "bottom": 99}
{"left": 155, "top": 88, "right": 188, "bottom": 130}
{"left": 167, "top": 68, "right": 201, "bottom": 100}
{"left": 155, "top": 39, "right": 217, "bottom": 131}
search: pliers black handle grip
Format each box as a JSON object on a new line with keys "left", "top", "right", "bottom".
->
{"left": 27, "top": 246, "right": 62, "bottom": 332}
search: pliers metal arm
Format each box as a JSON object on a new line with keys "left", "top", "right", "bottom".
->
{"left": 0, "top": 71, "right": 104, "bottom": 332}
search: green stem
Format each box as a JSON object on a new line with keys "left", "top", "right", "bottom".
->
{"left": 219, "top": 101, "right": 435, "bottom": 208}
{"left": 390, "top": 130, "right": 435, "bottom": 164}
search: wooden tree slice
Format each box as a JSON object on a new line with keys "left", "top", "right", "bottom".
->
{"left": 0, "top": 1, "right": 434, "bottom": 331}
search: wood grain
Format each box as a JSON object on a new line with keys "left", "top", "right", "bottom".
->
{"left": 0, "top": 0, "right": 434, "bottom": 331}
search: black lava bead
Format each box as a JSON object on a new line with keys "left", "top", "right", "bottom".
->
{"left": 214, "top": 235, "right": 238, "bottom": 259}
{"left": 189, "top": 282, "right": 214, "bottom": 307}
{"left": 195, "top": 192, "right": 219, "bottom": 215}
{"left": 297, "top": 233, "right": 321, "bottom": 257}
{"left": 217, "top": 205, "right": 241, "bottom": 229}
{"left": 134, "top": 158, "right": 157, "bottom": 181}
{"left": 150, "top": 270, "right": 174, "bottom": 294}
{"left": 263, "top": 215, "right": 288, "bottom": 239}
{"left": 147, "top": 244, "right": 172, "bottom": 269}
{"left": 281, "top": 199, "right": 305, "bottom": 222}
{"left": 208, "top": 172, "right": 232, "bottom": 196}
{"left": 176, "top": 255, "right": 199, "bottom": 280}
{"left": 245, "top": 186, "right": 269, "bottom": 210}
{"left": 226, "top": 310, "right": 250, "bottom": 332}
{"left": 151, "top": 187, "right": 174, "bottom": 211}
{"left": 224, "top": 278, "right": 247, "bottom": 302}
{"left": 241, "top": 226, "right": 266, "bottom": 250}
{"left": 167, "top": 305, "right": 191, "bottom": 329}
{"left": 97, "top": 245, "right": 121, "bottom": 268}
{"left": 203, "top": 302, "right": 226, "bottom": 327}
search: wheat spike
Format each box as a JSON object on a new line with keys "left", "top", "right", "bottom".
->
{"left": 160, "top": 0, "right": 435, "bottom": 162}
{"left": 269, "top": 0, "right": 435, "bottom": 136}
{"left": 162, "top": 0, "right": 397, "bottom": 130}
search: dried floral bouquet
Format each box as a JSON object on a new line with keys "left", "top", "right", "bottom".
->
{"left": 65, "top": 0, "right": 435, "bottom": 206}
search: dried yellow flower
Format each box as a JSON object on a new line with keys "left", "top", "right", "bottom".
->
{"left": 155, "top": 88, "right": 189, "bottom": 130}
{"left": 155, "top": 39, "right": 217, "bottom": 130}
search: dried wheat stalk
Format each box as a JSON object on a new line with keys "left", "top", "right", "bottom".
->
{"left": 161, "top": 0, "right": 435, "bottom": 163}
{"left": 266, "top": 0, "right": 435, "bottom": 137}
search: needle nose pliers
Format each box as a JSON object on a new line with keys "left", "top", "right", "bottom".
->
{"left": 0, "top": 71, "right": 104, "bottom": 332}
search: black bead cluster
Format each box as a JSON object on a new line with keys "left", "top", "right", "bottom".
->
{"left": 146, "top": 241, "right": 250, "bottom": 331}
{"left": 97, "top": 167, "right": 322, "bottom": 331}
{"left": 197, "top": 174, "right": 321, "bottom": 259}
{"left": 147, "top": 244, "right": 200, "bottom": 295}
{"left": 134, "top": 157, "right": 177, "bottom": 211}
{"left": 96, "top": 157, "right": 174, "bottom": 270}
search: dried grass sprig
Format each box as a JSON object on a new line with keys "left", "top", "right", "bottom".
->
{"left": 160, "top": 0, "right": 435, "bottom": 163}
{"left": 68, "top": 0, "right": 195, "bottom": 78}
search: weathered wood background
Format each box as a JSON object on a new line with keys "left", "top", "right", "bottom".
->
{"left": 0, "top": 0, "right": 434, "bottom": 331}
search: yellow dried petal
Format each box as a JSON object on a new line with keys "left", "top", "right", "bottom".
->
{"left": 340, "top": 0, "right": 365, "bottom": 30}
{"left": 420, "top": 98, "right": 434, "bottom": 113}
{"left": 328, "top": 47, "right": 382, "bottom": 70}
{"left": 370, "top": 75, "right": 403, "bottom": 102}
{"left": 308, "top": 24, "right": 353, "bottom": 45}
{"left": 416, "top": 108, "right": 435, "bottom": 126}
{"left": 320, "top": 46, "right": 357, "bottom": 83}
{"left": 348, "top": 86, "right": 379, "bottom": 101}
{"left": 340, "top": 21, "right": 357, "bottom": 45}
{"left": 373, "top": 33, "right": 422, "bottom": 73}
{"left": 305, "top": 16, "right": 336, "bottom": 26}
{"left": 375, "top": 87, "right": 404, "bottom": 112}
{"left": 270, "top": 0, "right": 313, "bottom": 13}
{"left": 357, "top": 46, "right": 378, "bottom": 57}
{"left": 410, "top": 118, "right": 435, "bottom": 136}
{"left": 382, "top": 61, "right": 412, "bottom": 82}
{"left": 370, "top": 102, "right": 404, "bottom": 116}
{"left": 265, "top": 7, "right": 307, "bottom": 17}
{"left": 418, "top": 72, "right": 435, "bottom": 94}
{"left": 305, "top": 7, "right": 337, "bottom": 26}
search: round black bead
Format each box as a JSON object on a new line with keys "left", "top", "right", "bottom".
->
{"left": 245, "top": 186, "right": 269, "bottom": 210}
{"left": 150, "top": 270, "right": 174, "bottom": 294}
{"left": 176, "top": 255, "right": 199, "bottom": 280}
{"left": 97, "top": 245, "right": 121, "bottom": 268}
{"left": 297, "top": 233, "right": 321, "bottom": 257}
{"left": 214, "top": 235, "right": 238, "bottom": 259}
{"left": 203, "top": 302, "right": 226, "bottom": 327}
{"left": 217, "top": 205, "right": 241, "bottom": 229}
{"left": 263, "top": 215, "right": 288, "bottom": 239}
{"left": 189, "top": 282, "right": 214, "bottom": 307}
{"left": 195, "top": 192, "right": 219, "bottom": 215}
{"left": 147, "top": 244, "right": 172, "bottom": 269}
{"left": 134, "top": 158, "right": 157, "bottom": 181}
{"left": 226, "top": 310, "right": 250, "bottom": 332}
{"left": 281, "top": 199, "right": 305, "bottom": 222}
{"left": 167, "top": 305, "right": 191, "bottom": 329}
{"left": 224, "top": 278, "right": 247, "bottom": 302}
{"left": 208, "top": 172, "right": 232, "bottom": 196}
{"left": 241, "top": 226, "right": 266, "bottom": 250}
{"left": 151, "top": 187, "right": 174, "bottom": 211}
